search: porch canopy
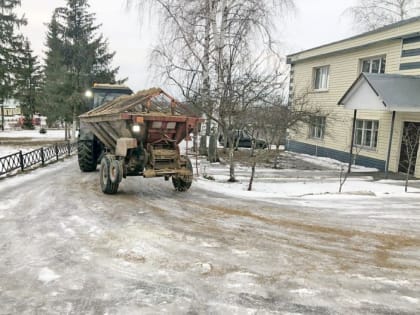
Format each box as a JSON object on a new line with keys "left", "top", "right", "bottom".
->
{"left": 339, "top": 73, "right": 420, "bottom": 111}
{"left": 338, "top": 73, "right": 420, "bottom": 176}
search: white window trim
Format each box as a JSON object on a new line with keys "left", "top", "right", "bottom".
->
{"left": 360, "top": 55, "right": 386, "bottom": 74}
{"left": 354, "top": 119, "right": 379, "bottom": 150}
{"left": 313, "top": 66, "right": 330, "bottom": 91}
{"left": 310, "top": 116, "right": 326, "bottom": 140}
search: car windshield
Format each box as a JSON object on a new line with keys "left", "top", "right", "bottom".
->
{"left": 92, "top": 91, "right": 130, "bottom": 108}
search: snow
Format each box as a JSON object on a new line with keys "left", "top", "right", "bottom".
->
{"left": 0, "top": 129, "right": 68, "bottom": 157}
{"left": 0, "top": 135, "right": 419, "bottom": 313}
{"left": 194, "top": 158, "right": 420, "bottom": 201}
{"left": 295, "top": 152, "right": 379, "bottom": 172}
{"left": 0, "top": 145, "right": 36, "bottom": 157}
{"left": 0, "top": 129, "right": 67, "bottom": 140}
{"left": 38, "top": 268, "right": 61, "bottom": 283}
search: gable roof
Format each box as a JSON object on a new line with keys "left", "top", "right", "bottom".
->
{"left": 338, "top": 73, "right": 420, "bottom": 112}
{"left": 287, "top": 16, "right": 420, "bottom": 64}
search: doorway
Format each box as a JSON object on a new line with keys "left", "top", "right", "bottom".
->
{"left": 398, "top": 121, "right": 420, "bottom": 175}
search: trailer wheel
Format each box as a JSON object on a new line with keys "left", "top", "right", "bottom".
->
{"left": 172, "top": 156, "right": 193, "bottom": 192}
{"left": 109, "top": 159, "right": 123, "bottom": 184}
{"left": 78, "top": 140, "right": 97, "bottom": 172}
{"left": 100, "top": 156, "right": 119, "bottom": 194}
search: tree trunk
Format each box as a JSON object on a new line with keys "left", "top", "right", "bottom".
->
{"left": 199, "top": 135, "right": 208, "bottom": 156}
{"left": 228, "top": 145, "right": 235, "bottom": 182}
{"left": 405, "top": 161, "right": 411, "bottom": 193}
{"left": 248, "top": 158, "right": 256, "bottom": 191}
{"left": 72, "top": 110, "right": 77, "bottom": 140}
{"left": 208, "top": 133, "right": 218, "bottom": 163}
{"left": 1, "top": 101, "right": 4, "bottom": 131}
{"left": 64, "top": 121, "right": 68, "bottom": 141}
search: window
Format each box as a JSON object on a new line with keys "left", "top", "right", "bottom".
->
{"left": 313, "top": 66, "right": 329, "bottom": 90}
{"left": 361, "top": 56, "right": 386, "bottom": 74}
{"left": 310, "top": 116, "right": 326, "bottom": 139}
{"left": 354, "top": 119, "right": 379, "bottom": 149}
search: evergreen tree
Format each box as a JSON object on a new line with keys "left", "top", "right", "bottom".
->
{"left": 41, "top": 0, "right": 123, "bottom": 127}
{"left": 0, "top": 0, "right": 26, "bottom": 130}
{"left": 15, "top": 39, "right": 42, "bottom": 129}
{"left": 40, "top": 11, "right": 72, "bottom": 126}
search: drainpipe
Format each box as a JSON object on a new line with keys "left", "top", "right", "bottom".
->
{"left": 385, "top": 111, "right": 396, "bottom": 179}
{"left": 348, "top": 109, "right": 357, "bottom": 173}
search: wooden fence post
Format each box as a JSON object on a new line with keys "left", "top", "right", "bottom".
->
{"left": 55, "top": 144, "right": 59, "bottom": 161}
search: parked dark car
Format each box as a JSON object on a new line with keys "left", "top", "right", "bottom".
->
{"left": 219, "top": 130, "right": 268, "bottom": 149}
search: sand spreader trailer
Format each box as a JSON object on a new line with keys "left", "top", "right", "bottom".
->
{"left": 79, "top": 88, "right": 203, "bottom": 194}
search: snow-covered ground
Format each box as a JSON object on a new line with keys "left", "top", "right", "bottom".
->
{"left": 0, "top": 128, "right": 67, "bottom": 140}
{"left": 195, "top": 153, "right": 420, "bottom": 199}
{"left": 0, "top": 147, "right": 419, "bottom": 313}
{"left": 0, "top": 129, "right": 69, "bottom": 157}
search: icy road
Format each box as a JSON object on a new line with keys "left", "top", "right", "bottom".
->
{"left": 0, "top": 158, "right": 419, "bottom": 314}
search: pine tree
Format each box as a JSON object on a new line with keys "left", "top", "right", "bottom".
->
{"left": 0, "top": 0, "right": 26, "bottom": 130}
{"left": 41, "top": 0, "right": 123, "bottom": 129}
{"left": 15, "top": 39, "right": 42, "bottom": 129}
{"left": 40, "top": 11, "right": 72, "bottom": 126}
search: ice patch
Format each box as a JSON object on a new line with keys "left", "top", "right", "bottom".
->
{"left": 402, "top": 296, "right": 419, "bottom": 304}
{"left": 60, "top": 222, "right": 76, "bottom": 236}
{"left": 70, "top": 215, "right": 87, "bottom": 225}
{"left": 191, "top": 262, "right": 212, "bottom": 274}
{"left": 290, "top": 288, "right": 318, "bottom": 297}
{"left": 38, "top": 267, "right": 61, "bottom": 283}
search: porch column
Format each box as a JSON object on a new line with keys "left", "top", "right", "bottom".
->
{"left": 384, "top": 110, "right": 396, "bottom": 179}
{"left": 348, "top": 109, "right": 357, "bottom": 173}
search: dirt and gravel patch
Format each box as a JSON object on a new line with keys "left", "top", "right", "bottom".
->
{"left": 217, "top": 148, "right": 331, "bottom": 170}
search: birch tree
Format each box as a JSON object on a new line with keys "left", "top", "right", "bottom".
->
{"left": 346, "top": 0, "right": 420, "bottom": 31}
{"left": 128, "top": 0, "right": 294, "bottom": 181}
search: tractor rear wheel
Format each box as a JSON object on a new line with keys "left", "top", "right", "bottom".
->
{"left": 78, "top": 140, "right": 97, "bottom": 172}
{"left": 100, "top": 156, "right": 119, "bottom": 194}
{"left": 172, "top": 156, "right": 193, "bottom": 192}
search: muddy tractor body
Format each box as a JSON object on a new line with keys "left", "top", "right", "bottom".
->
{"left": 79, "top": 88, "right": 202, "bottom": 194}
{"left": 78, "top": 84, "right": 133, "bottom": 172}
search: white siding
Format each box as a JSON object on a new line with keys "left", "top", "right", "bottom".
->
{"left": 290, "top": 34, "right": 420, "bottom": 176}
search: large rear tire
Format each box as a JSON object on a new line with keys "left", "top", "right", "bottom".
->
{"left": 100, "top": 156, "right": 119, "bottom": 194}
{"left": 78, "top": 140, "right": 97, "bottom": 172}
{"left": 172, "top": 156, "right": 193, "bottom": 192}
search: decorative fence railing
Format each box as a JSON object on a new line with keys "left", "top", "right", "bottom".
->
{"left": 0, "top": 141, "right": 77, "bottom": 176}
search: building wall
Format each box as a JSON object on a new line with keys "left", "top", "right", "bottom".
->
{"left": 289, "top": 27, "right": 420, "bottom": 177}
{"left": 288, "top": 18, "right": 420, "bottom": 62}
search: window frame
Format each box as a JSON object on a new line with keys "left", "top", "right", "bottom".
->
{"left": 310, "top": 116, "right": 326, "bottom": 140}
{"left": 354, "top": 119, "right": 379, "bottom": 149}
{"left": 360, "top": 55, "right": 386, "bottom": 74}
{"left": 313, "top": 65, "right": 330, "bottom": 91}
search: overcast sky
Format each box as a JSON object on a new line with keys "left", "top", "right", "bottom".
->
{"left": 18, "top": 0, "right": 356, "bottom": 92}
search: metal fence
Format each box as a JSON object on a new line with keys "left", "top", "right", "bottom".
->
{"left": 0, "top": 141, "right": 77, "bottom": 176}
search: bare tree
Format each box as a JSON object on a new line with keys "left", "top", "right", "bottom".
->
{"left": 400, "top": 122, "right": 420, "bottom": 192}
{"left": 126, "top": 0, "right": 295, "bottom": 182}
{"left": 345, "top": 0, "right": 420, "bottom": 31}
